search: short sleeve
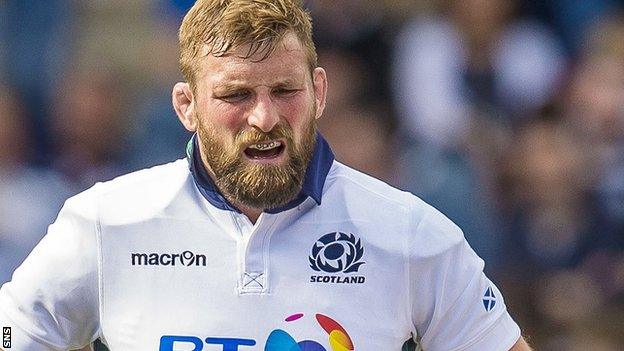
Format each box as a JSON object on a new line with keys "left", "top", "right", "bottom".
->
{"left": 0, "top": 190, "right": 100, "bottom": 350}
{"left": 409, "top": 207, "right": 521, "bottom": 351}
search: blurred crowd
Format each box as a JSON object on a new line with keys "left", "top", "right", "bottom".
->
{"left": 1, "top": 0, "right": 623, "bottom": 349}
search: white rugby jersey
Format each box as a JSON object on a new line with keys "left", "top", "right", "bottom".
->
{"left": 0, "top": 135, "right": 520, "bottom": 351}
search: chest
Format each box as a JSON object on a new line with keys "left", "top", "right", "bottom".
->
{"left": 97, "top": 212, "right": 414, "bottom": 350}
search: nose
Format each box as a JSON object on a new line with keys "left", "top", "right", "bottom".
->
{"left": 247, "top": 92, "right": 279, "bottom": 133}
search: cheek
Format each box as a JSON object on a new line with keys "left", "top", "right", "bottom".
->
{"left": 277, "top": 96, "right": 314, "bottom": 129}
{"left": 198, "top": 100, "right": 247, "bottom": 133}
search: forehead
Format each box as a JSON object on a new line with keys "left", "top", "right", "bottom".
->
{"left": 197, "top": 33, "right": 309, "bottom": 89}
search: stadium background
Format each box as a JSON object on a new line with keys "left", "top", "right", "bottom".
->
{"left": 0, "top": 0, "right": 623, "bottom": 349}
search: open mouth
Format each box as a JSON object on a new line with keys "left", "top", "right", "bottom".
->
{"left": 243, "top": 140, "right": 286, "bottom": 160}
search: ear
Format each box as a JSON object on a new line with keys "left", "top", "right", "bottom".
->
{"left": 312, "top": 67, "right": 328, "bottom": 120}
{"left": 172, "top": 82, "right": 197, "bottom": 132}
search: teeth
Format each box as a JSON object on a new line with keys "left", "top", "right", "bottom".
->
{"left": 248, "top": 141, "right": 282, "bottom": 151}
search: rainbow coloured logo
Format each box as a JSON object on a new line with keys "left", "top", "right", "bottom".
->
{"left": 265, "top": 313, "right": 354, "bottom": 351}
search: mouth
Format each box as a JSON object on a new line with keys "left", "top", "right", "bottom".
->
{"left": 243, "top": 139, "right": 286, "bottom": 162}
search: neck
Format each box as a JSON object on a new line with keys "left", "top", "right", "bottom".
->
{"left": 233, "top": 202, "right": 263, "bottom": 224}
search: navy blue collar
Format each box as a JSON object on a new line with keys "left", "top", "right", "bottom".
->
{"left": 187, "top": 133, "right": 334, "bottom": 214}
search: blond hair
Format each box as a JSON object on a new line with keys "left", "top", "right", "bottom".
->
{"left": 179, "top": 0, "right": 317, "bottom": 91}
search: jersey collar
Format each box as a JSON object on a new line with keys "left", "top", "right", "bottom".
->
{"left": 187, "top": 132, "right": 334, "bottom": 214}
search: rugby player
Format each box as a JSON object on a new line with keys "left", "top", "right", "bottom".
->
{"left": 0, "top": 0, "right": 531, "bottom": 350}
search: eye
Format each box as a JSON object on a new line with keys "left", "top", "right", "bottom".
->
{"left": 272, "top": 87, "right": 298, "bottom": 97}
{"left": 218, "top": 91, "right": 250, "bottom": 103}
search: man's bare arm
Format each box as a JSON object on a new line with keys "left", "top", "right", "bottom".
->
{"left": 510, "top": 336, "right": 532, "bottom": 351}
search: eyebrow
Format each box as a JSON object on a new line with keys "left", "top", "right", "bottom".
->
{"left": 212, "top": 78, "right": 304, "bottom": 92}
{"left": 212, "top": 82, "right": 244, "bottom": 93}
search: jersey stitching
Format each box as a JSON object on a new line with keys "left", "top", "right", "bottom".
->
{"left": 242, "top": 272, "right": 264, "bottom": 288}
{"left": 230, "top": 212, "right": 246, "bottom": 294}
{"left": 407, "top": 205, "right": 431, "bottom": 340}
{"left": 260, "top": 214, "right": 281, "bottom": 294}
{"left": 94, "top": 182, "right": 105, "bottom": 345}
{"left": 422, "top": 227, "right": 469, "bottom": 343}
{"left": 238, "top": 214, "right": 280, "bottom": 295}
{"left": 425, "top": 252, "right": 487, "bottom": 349}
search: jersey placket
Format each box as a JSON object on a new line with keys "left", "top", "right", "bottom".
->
{"left": 231, "top": 212, "right": 280, "bottom": 294}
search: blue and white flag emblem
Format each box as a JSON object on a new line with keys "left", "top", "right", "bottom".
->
{"left": 483, "top": 286, "right": 496, "bottom": 312}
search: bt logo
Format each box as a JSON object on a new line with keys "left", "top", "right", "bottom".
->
{"left": 160, "top": 313, "right": 353, "bottom": 351}
{"left": 159, "top": 336, "right": 255, "bottom": 351}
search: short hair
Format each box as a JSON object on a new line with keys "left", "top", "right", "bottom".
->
{"left": 179, "top": 0, "right": 317, "bottom": 91}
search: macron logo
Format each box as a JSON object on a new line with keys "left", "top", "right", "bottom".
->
{"left": 131, "top": 251, "right": 207, "bottom": 267}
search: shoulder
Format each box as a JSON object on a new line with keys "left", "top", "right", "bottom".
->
{"left": 324, "top": 162, "right": 464, "bottom": 256}
{"left": 67, "top": 159, "right": 193, "bottom": 224}
{"left": 92, "top": 159, "right": 189, "bottom": 197}
{"left": 324, "top": 161, "right": 415, "bottom": 210}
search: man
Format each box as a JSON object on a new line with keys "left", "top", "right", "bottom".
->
{"left": 0, "top": 0, "right": 531, "bottom": 350}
